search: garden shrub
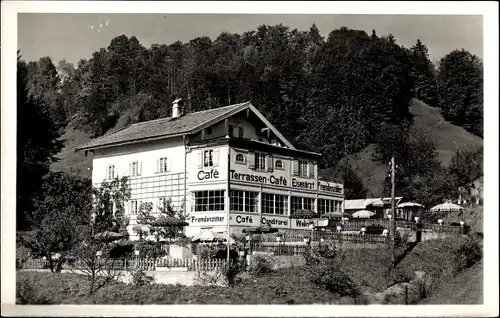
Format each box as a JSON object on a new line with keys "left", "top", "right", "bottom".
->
{"left": 303, "top": 241, "right": 338, "bottom": 265}
{"left": 453, "top": 234, "right": 482, "bottom": 270}
{"left": 16, "top": 246, "right": 31, "bottom": 270}
{"left": 308, "top": 263, "right": 360, "bottom": 297}
{"left": 193, "top": 268, "right": 227, "bottom": 287}
{"left": 135, "top": 241, "right": 166, "bottom": 259}
{"left": 248, "top": 254, "right": 274, "bottom": 276}
{"left": 194, "top": 244, "right": 218, "bottom": 259}
{"left": 130, "top": 268, "right": 155, "bottom": 287}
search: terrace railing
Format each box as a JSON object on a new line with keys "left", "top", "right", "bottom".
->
{"left": 21, "top": 257, "right": 229, "bottom": 272}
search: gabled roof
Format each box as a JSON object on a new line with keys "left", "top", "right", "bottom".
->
{"left": 74, "top": 102, "right": 294, "bottom": 152}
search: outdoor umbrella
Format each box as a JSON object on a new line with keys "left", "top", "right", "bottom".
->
{"left": 94, "top": 231, "right": 125, "bottom": 242}
{"left": 322, "top": 211, "right": 345, "bottom": 219}
{"left": 149, "top": 216, "right": 189, "bottom": 227}
{"left": 191, "top": 230, "right": 224, "bottom": 242}
{"left": 351, "top": 210, "right": 376, "bottom": 219}
{"left": 397, "top": 202, "right": 424, "bottom": 208}
{"left": 430, "top": 202, "right": 464, "bottom": 212}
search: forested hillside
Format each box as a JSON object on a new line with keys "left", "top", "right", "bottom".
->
{"left": 17, "top": 24, "right": 484, "bottom": 229}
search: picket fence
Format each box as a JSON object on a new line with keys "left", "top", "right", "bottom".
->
{"left": 21, "top": 257, "right": 229, "bottom": 272}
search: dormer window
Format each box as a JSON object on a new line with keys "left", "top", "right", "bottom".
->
{"left": 235, "top": 153, "right": 246, "bottom": 164}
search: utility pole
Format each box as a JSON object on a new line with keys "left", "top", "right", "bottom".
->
{"left": 390, "top": 156, "right": 396, "bottom": 242}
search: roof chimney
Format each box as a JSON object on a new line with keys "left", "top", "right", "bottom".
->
{"left": 172, "top": 98, "right": 184, "bottom": 118}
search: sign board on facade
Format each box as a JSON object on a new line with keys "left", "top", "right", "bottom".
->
{"left": 318, "top": 180, "right": 343, "bottom": 194}
{"left": 188, "top": 213, "right": 226, "bottom": 226}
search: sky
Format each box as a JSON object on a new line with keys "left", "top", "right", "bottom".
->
{"left": 18, "top": 13, "right": 483, "bottom": 65}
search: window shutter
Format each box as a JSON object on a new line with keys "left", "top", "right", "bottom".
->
{"left": 308, "top": 162, "right": 315, "bottom": 178}
{"left": 166, "top": 157, "right": 171, "bottom": 172}
{"left": 115, "top": 167, "right": 119, "bottom": 178}
{"left": 139, "top": 161, "right": 143, "bottom": 176}
{"left": 248, "top": 152, "right": 255, "bottom": 169}
{"left": 197, "top": 151, "right": 202, "bottom": 168}
{"left": 266, "top": 154, "right": 274, "bottom": 172}
{"left": 213, "top": 149, "right": 219, "bottom": 167}
{"left": 239, "top": 127, "right": 244, "bottom": 138}
{"left": 292, "top": 160, "right": 299, "bottom": 176}
{"left": 157, "top": 158, "right": 160, "bottom": 173}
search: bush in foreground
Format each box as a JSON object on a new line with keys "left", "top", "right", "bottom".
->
{"left": 248, "top": 254, "right": 274, "bottom": 276}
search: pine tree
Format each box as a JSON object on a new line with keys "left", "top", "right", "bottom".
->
{"left": 17, "top": 53, "right": 64, "bottom": 230}
{"left": 410, "top": 39, "right": 439, "bottom": 106}
{"left": 436, "top": 49, "right": 483, "bottom": 137}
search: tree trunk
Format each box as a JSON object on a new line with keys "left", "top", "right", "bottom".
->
{"left": 48, "top": 256, "right": 55, "bottom": 273}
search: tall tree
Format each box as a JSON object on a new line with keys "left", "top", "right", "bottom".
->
{"left": 410, "top": 39, "right": 439, "bottom": 106}
{"left": 26, "top": 56, "right": 66, "bottom": 128}
{"left": 373, "top": 123, "right": 441, "bottom": 200}
{"left": 437, "top": 49, "right": 483, "bottom": 137}
{"left": 447, "top": 147, "right": 483, "bottom": 200}
{"left": 17, "top": 53, "right": 64, "bottom": 230}
{"left": 22, "top": 172, "right": 92, "bottom": 272}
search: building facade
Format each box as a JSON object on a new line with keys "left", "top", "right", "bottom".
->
{"left": 76, "top": 100, "right": 344, "bottom": 239}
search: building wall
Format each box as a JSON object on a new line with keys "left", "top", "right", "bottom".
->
{"left": 92, "top": 137, "right": 186, "bottom": 182}
{"left": 89, "top": 119, "right": 344, "bottom": 240}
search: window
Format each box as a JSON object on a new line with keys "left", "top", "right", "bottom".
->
{"left": 130, "top": 200, "right": 138, "bottom": 216}
{"left": 262, "top": 193, "right": 288, "bottom": 215}
{"left": 230, "top": 190, "right": 258, "bottom": 212}
{"left": 197, "top": 149, "right": 218, "bottom": 168}
{"left": 107, "top": 165, "right": 115, "bottom": 180}
{"left": 299, "top": 160, "right": 308, "bottom": 177}
{"left": 193, "top": 190, "right": 225, "bottom": 212}
{"left": 229, "top": 125, "right": 243, "bottom": 138}
{"left": 158, "top": 197, "right": 168, "bottom": 212}
{"left": 317, "top": 199, "right": 342, "bottom": 216}
{"left": 203, "top": 150, "right": 213, "bottom": 167}
{"left": 291, "top": 196, "right": 315, "bottom": 214}
{"left": 255, "top": 152, "right": 266, "bottom": 170}
{"left": 130, "top": 161, "right": 140, "bottom": 177}
{"left": 159, "top": 157, "right": 168, "bottom": 173}
{"left": 235, "top": 154, "right": 246, "bottom": 164}
{"left": 275, "top": 160, "right": 284, "bottom": 169}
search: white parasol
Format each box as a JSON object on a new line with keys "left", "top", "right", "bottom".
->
{"left": 351, "top": 210, "right": 376, "bottom": 219}
{"left": 191, "top": 230, "right": 224, "bottom": 242}
{"left": 397, "top": 202, "right": 424, "bottom": 208}
{"left": 430, "top": 202, "right": 464, "bottom": 212}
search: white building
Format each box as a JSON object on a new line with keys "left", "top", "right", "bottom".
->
{"left": 75, "top": 99, "right": 344, "bottom": 239}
